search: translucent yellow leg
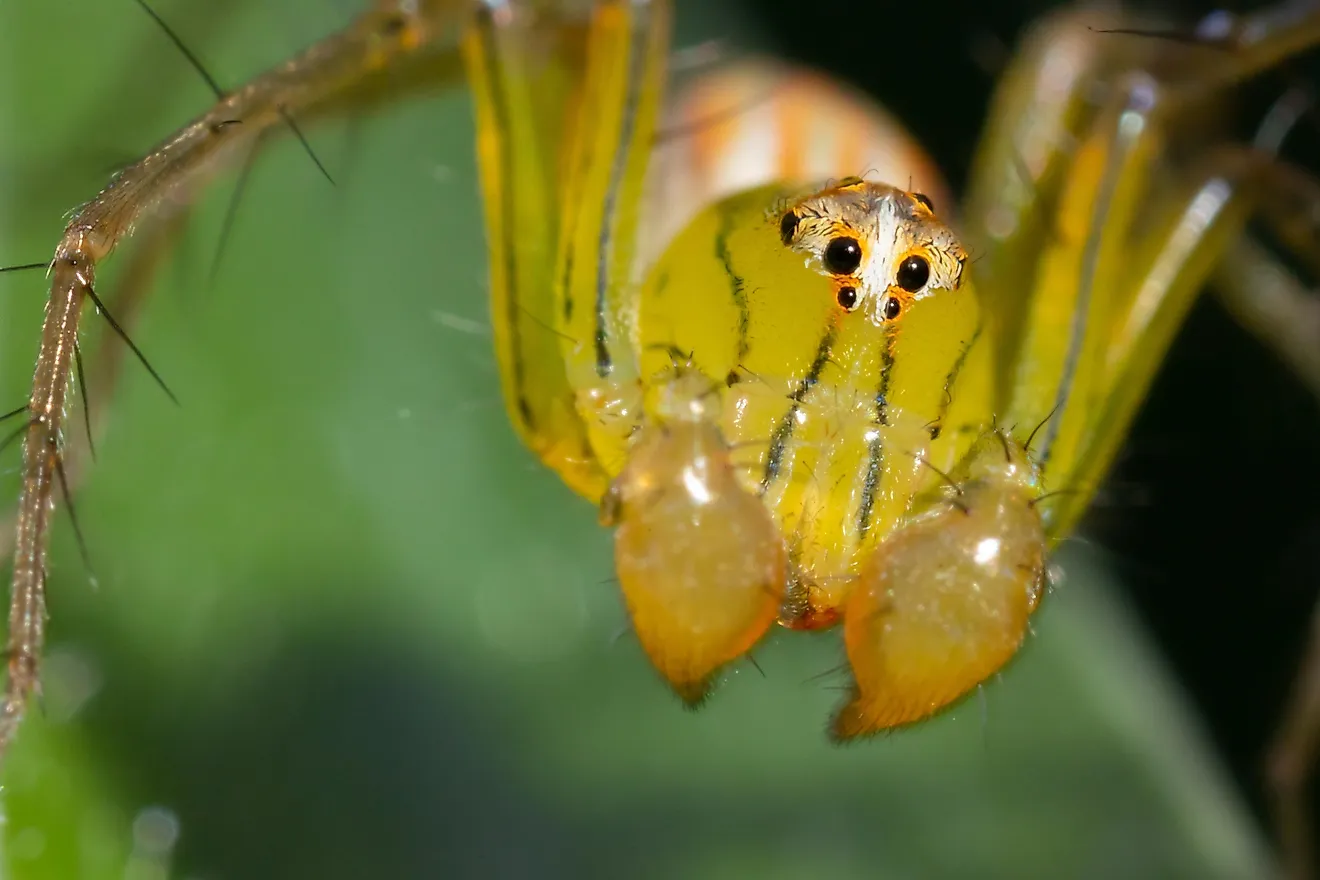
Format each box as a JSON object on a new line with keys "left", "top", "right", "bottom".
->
{"left": 956, "top": 11, "right": 1320, "bottom": 871}
{"left": 968, "top": 3, "right": 1320, "bottom": 535}
{"left": 470, "top": 0, "right": 778, "bottom": 703}
{"left": 964, "top": 3, "right": 1320, "bottom": 419}
{"left": 463, "top": 3, "right": 609, "bottom": 499}
{"left": 552, "top": 0, "right": 671, "bottom": 476}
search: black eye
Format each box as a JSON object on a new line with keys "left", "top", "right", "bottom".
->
{"left": 823, "top": 237, "right": 862, "bottom": 275}
{"left": 836, "top": 286, "right": 858, "bottom": 310}
{"left": 779, "top": 211, "right": 800, "bottom": 245}
{"left": 882, "top": 297, "right": 902, "bottom": 320}
{"left": 913, "top": 192, "right": 934, "bottom": 211}
{"left": 896, "top": 255, "right": 929, "bottom": 292}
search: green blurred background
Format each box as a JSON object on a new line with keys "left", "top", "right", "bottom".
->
{"left": 0, "top": 1, "right": 1286, "bottom": 877}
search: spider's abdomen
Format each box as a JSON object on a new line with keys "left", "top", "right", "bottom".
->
{"left": 638, "top": 59, "right": 950, "bottom": 275}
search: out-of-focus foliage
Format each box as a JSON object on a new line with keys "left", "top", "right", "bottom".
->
{"left": 0, "top": 1, "right": 1278, "bottom": 877}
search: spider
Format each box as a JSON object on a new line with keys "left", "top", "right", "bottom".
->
{"left": 1, "top": 0, "right": 1319, "bottom": 876}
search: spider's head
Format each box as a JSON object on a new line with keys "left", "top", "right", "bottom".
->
{"left": 776, "top": 180, "right": 967, "bottom": 326}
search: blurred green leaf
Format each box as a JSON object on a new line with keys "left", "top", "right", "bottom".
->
{"left": 1, "top": 714, "right": 132, "bottom": 879}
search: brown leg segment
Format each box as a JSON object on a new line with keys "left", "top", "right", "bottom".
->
{"left": 0, "top": 0, "right": 476, "bottom": 760}
{"left": 1269, "top": 598, "right": 1320, "bottom": 880}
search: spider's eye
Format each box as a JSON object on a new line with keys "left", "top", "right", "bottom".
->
{"left": 779, "top": 211, "right": 800, "bottom": 245}
{"left": 837, "top": 286, "right": 858, "bottom": 310}
{"left": 823, "top": 236, "right": 862, "bottom": 275}
{"left": 882, "top": 297, "right": 902, "bottom": 320}
{"left": 896, "top": 255, "right": 930, "bottom": 292}
{"left": 913, "top": 192, "right": 934, "bottom": 211}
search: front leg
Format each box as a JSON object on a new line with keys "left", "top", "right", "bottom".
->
{"left": 0, "top": 0, "right": 474, "bottom": 761}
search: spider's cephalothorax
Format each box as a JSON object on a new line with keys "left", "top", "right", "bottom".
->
{"left": 592, "top": 173, "right": 1049, "bottom": 728}
{"left": 634, "top": 181, "right": 987, "bottom": 623}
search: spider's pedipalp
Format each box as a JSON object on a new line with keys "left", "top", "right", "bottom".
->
{"left": 607, "top": 368, "right": 785, "bottom": 704}
{"left": 832, "top": 431, "right": 1046, "bottom": 740}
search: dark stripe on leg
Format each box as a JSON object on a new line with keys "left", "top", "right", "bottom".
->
{"left": 474, "top": 8, "right": 535, "bottom": 431}
{"left": 593, "top": 5, "right": 653, "bottom": 378}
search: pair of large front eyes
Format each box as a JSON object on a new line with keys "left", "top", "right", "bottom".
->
{"left": 780, "top": 213, "right": 931, "bottom": 313}
{"left": 819, "top": 236, "right": 931, "bottom": 294}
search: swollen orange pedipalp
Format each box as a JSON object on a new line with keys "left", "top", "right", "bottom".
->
{"left": 832, "top": 434, "right": 1047, "bottom": 739}
{"left": 604, "top": 370, "right": 785, "bottom": 704}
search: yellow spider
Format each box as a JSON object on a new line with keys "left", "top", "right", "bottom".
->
{"left": 1, "top": 0, "right": 1319, "bottom": 876}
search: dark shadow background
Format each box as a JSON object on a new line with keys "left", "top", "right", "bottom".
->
{"left": 748, "top": 0, "right": 1320, "bottom": 845}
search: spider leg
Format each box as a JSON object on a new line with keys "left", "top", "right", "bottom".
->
{"left": 965, "top": 8, "right": 1320, "bottom": 871}
{"left": 1269, "top": 600, "right": 1320, "bottom": 880}
{"left": 0, "top": 0, "right": 474, "bottom": 760}
{"left": 1213, "top": 236, "right": 1320, "bottom": 406}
